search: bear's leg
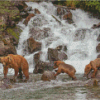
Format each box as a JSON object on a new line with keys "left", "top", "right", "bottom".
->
{"left": 68, "top": 72, "right": 77, "bottom": 80}
{"left": 22, "top": 69, "right": 29, "bottom": 82}
{"left": 3, "top": 67, "right": 8, "bottom": 78}
{"left": 18, "top": 68, "right": 23, "bottom": 79}
{"left": 13, "top": 68, "right": 19, "bottom": 82}
{"left": 54, "top": 69, "right": 61, "bottom": 77}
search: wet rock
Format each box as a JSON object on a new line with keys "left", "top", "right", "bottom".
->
{"left": 33, "top": 61, "right": 54, "bottom": 74}
{"left": 24, "top": 13, "right": 35, "bottom": 25}
{"left": 27, "top": 37, "right": 42, "bottom": 53}
{"left": 41, "top": 71, "right": 56, "bottom": 81}
{"left": 48, "top": 48, "right": 68, "bottom": 61}
{"left": 91, "top": 22, "right": 100, "bottom": 29}
{"left": 96, "top": 43, "right": 100, "bottom": 52}
{"left": 34, "top": 8, "right": 41, "bottom": 14}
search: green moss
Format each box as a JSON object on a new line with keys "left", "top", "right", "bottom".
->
{"left": 7, "top": 27, "right": 22, "bottom": 41}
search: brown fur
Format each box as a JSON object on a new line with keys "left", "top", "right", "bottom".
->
{"left": 54, "top": 61, "right": 76, "bottom": 80}
{"left": 0, "top": 54, "right": 29, "bottom": 81}
{"left": 84, "top": 58, "right": 100, "bottom": 78}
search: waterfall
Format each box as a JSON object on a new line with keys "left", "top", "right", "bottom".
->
{"left": 16, "top": 2, "right": 100, "bottom": 74}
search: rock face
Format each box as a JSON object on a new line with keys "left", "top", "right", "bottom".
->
{"left": 27, "top": 37, "right": 42, "bottom": 53}
{"left": 0, "top": 36, "right": 17, "bottom": 56}
{"left": 33, "top": 61, "right": 54, "bottom": 74}
{"left": 41, "top": 71, "right": 56, "bottom": 81}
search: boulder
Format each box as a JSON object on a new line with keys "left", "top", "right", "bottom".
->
{"left": 96, "top": 43, "right": 100, "bottom": 52}
{"left": 33, "top": 61, "right": 54, "bottom": 74}
{"left": 48, "top": 48, "right": 68, "bottom": 61}
{"left": 27, "top": 37, "right": 42, "bottom": 53}
{"left": 41, "top": 71, "right": 56, "bottom": 81}
{"left": 24, "top": 13, "right": 35, "bottom": 25}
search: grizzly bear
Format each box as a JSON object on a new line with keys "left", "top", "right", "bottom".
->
{"left": 84, "top": 58, "right": 100, "bottom": 78}
{"left": 54, "top": 61, "right": 77, "bottom": 80}
{"left": 0, "top": 54, "right": 29, "bottom": 81}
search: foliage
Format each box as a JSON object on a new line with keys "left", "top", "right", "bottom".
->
{"left": 64, "top": 0, "right": 100, "bottom": 13}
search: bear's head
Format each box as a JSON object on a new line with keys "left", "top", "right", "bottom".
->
{"left": 0, "top": 56, "right": 12, "bottom": 66}
{"left": 84, "top": 63, "right": 92, "bottom": 77}
{"left": 54, "top": 61, "right": 65, "bottom": 69}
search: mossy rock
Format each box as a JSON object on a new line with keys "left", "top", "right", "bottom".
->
{"left": 7, "top": 26, "right": 22, "bottom": 41}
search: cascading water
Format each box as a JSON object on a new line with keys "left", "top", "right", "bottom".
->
{"left": 16, "top": 2, "right": 100, "bottom": 74}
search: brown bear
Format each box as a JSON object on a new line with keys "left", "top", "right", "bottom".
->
{"left": 54, "top": 61, "right": 77, "bottom": 80}
{"left": 0, "top": 54, "right": 29, "bottom": 82}
{"left": 84, "top": 58, "right": 100, "bottom": 78}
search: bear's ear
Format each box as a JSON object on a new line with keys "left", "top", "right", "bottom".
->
{"left": 7, "top": 56, "right": 12, "bottom": 62}
{"left": 54, "top": 61, "right": 57, "bottom": 65}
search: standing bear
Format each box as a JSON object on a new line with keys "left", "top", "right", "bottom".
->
{"left": 54, "top": 61, "right": 77, "bottom": 80}
{"left": 84, "top": 58, "right": 100, "bottom": 78}
{"left": 0, "top": 54, "right": 29, "bottom": 82}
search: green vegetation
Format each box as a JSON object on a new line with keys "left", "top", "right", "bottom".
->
{"left": 7, "top": 27, "right": 22, "bottom": 41}
{"left": 54, "top": 0, "right": 100, "bottom": 14}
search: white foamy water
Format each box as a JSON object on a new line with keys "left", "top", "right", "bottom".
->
{"left": 17, "top": 2, "right": 100, "bottom": 74}
{"left": 0, "top": 2, "right": 100, "bottom": 75}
